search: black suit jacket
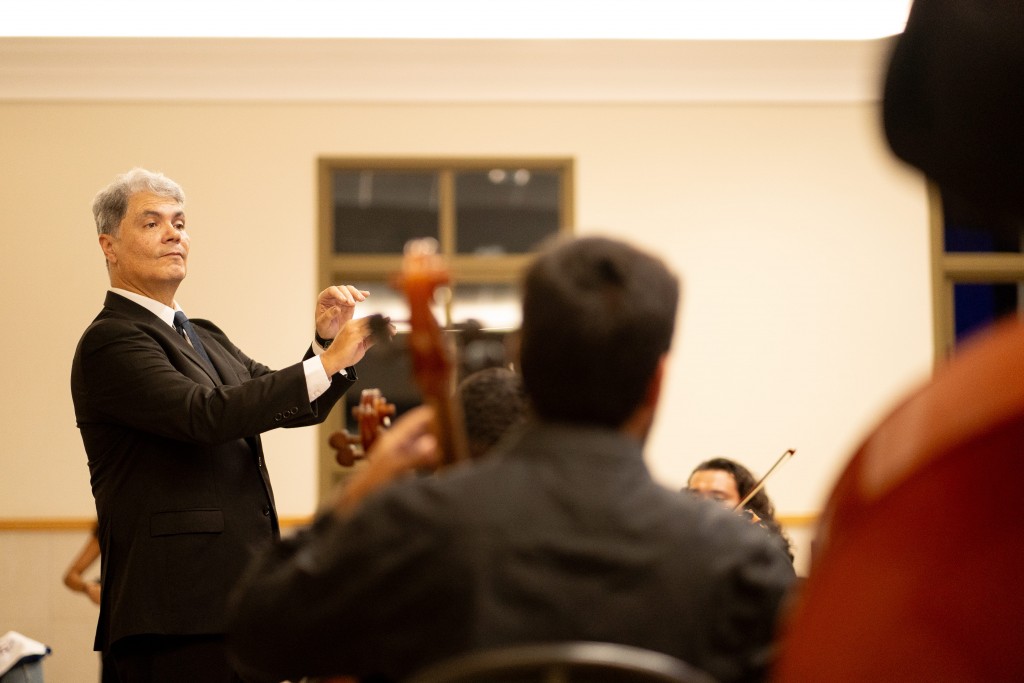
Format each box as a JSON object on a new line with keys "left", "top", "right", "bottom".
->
{"left": 71, "top": 291, "right": 355, "bottom": 650}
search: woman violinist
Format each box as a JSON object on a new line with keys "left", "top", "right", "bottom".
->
{"left": 686, "top": 457, "right": 794, "bottom": 563}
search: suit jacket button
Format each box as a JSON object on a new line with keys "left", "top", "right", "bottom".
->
{"left": 263, "top": 506, "right": 271, "bottom": 516}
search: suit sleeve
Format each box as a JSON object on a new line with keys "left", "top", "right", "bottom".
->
{"left": 73, "top": 317, "right": 355, "bottom": 446}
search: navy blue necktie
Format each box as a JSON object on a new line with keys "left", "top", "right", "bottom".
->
{"left": 173, "top": 310, "right": 216, "bottom": 372}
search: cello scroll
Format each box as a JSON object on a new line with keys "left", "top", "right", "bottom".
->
{"left": 329, "top": 388, "right": 396, "bottom": 467}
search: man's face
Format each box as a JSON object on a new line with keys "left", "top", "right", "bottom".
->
{"left": 687, "top": 469, "right": 741, "bottom": 509}
{"left": 100, "top": 191, "right": 189, "bottom": 302}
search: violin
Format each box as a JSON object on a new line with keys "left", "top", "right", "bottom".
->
{"left": 393, "top": 238, "right": 471, "bottom": 465}
{"left": 329, "top": 388, "right": 396, "bottom": 467}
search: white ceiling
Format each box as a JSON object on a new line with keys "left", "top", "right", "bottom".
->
{"left": 2, "top": 0, "right": 911, "bottom": 40}
{"left": 0, "top": 0, "right": 908, "bottom": 103}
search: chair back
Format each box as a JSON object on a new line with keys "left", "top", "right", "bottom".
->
{"left": 405, "top": 641, "right": 718, "bottom": 683}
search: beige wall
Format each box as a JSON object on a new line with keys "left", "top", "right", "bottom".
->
{"left": 0, "top": 98, "right": 931, "bottom": 520}
{"left": 0, "top": 39, "right": 932, "bottom": 678}
{"left": 1, "top": 530, "right": 104, "bottom": 681}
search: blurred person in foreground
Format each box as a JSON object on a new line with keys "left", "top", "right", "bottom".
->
{"left": 226, "top": 236, "right": 796, "bottom": 683}
{"left": 774, "top": 1, "right": 1024, "bottom": 680}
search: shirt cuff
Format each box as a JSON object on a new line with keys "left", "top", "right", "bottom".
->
{"left": 303, "top": 355, "right": 340, "bottom": 402}
{"left": 309, "top": 339, "right": 348, "bottom": 370}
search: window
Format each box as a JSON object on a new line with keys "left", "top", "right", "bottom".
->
{"left": 931, "top": 184, "right": 1024, "bottom": 358}
{"left": 317, "top": 157, "right": 574, "bottom": 498}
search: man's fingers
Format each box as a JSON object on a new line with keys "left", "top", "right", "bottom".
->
{"left": 318, "top": 305, "right": 340, "bottom": 321}
{"left": 341, "top": 285, "right": 370, "bottom": 302}
{"left": 322, "top": 285, "right": 370, "bottom": 307}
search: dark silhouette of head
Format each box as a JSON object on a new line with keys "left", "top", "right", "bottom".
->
{"left": 519, "top": 236, "right": 680, "bottom": 429}
{"left": 883, "top": 0, "right": 1024, "bottom": 231}
{"left": 456, "top": 366, "right": 528, "bottom": 459}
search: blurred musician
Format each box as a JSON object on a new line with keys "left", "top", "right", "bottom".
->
{"left": 687, "top": 458, "right": 794, "bottom": 562}
{"left": 226, "top": 236, "right": 795, "bottom": 683}
{"left": 774, "top": 0, "right": 1024, "bottom": 679}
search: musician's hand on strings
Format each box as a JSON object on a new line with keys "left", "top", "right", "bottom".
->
{"left": 331, "top": 405, "right": 441, "bottom": 517}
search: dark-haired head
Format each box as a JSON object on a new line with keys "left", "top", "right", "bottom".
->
{"left": 456, "top": 366, "right": 528, "bottom": 459}
{"left": 687, "top": 457, "right": 793, "bottom": 561}
{"left": 689, "top": 458, "right": 768, "bottom": 518}
{"left": 519, "top": 236, "right": 680, "bottom": 429}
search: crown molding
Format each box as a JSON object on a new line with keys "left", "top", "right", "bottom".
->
{"left": 0, "top": 37, "right": 894, "bottom": 103}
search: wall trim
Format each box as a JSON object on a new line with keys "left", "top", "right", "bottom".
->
{"left": 0, "top": 36, "right": 893, "bottom": 104}
{"left": 0, "top": 514, "right": 820, "bottom": 531}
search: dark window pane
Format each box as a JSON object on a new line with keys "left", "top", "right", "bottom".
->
{"left": 332, "top": 170, "right": 439, "bottom": 253}
{"left": 341, "top": 280, "right": 520, "bottom": 428}
{"left": 346, "top": 327, "right": 520, "bottom": 426}
{"left": 943, "top": 194, "right": 1024, "bottom": 253}
{"left": 345, "top": 334, "right": 423, "bottom": 424}
{"left": 953, "top": 282, "right": 1020, "bottom": 344}
{"left": 455, "top": 169, "right": 561, "bottom": 254}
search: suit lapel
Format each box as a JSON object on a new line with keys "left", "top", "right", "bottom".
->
{"left": 101, "top": 291, "right": 223, "bottom": 386}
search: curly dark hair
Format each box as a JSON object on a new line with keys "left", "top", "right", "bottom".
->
{"left": 690, "top": 457, "right": 794, "bottom": 562}
{"left": 456, "top": 366, "right": 528, "bottom": 460}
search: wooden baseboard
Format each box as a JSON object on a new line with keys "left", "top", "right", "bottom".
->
{"left": 777, "top": 514, "right": 818, "bottom": 528}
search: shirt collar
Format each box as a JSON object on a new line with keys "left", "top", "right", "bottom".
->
{"left": 109, "top": 287, "right": 182, "bottom": 328}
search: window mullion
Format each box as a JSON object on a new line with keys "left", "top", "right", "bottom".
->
{"left": 439, "top": 169, "right": 456, "bottom": 256}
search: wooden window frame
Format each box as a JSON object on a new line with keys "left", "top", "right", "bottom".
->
{"left": 930, "top": 183, "right": 1024, "bottom": 362}
{"left": 318, "top": 156, "right": 575, "bottom": 288}
{"left": 315, "top": 156, "right": 575, "bottom": 501}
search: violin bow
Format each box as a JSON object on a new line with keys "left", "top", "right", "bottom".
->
{"left": 734, "top": 448, "right": 796, "bottom": 511}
